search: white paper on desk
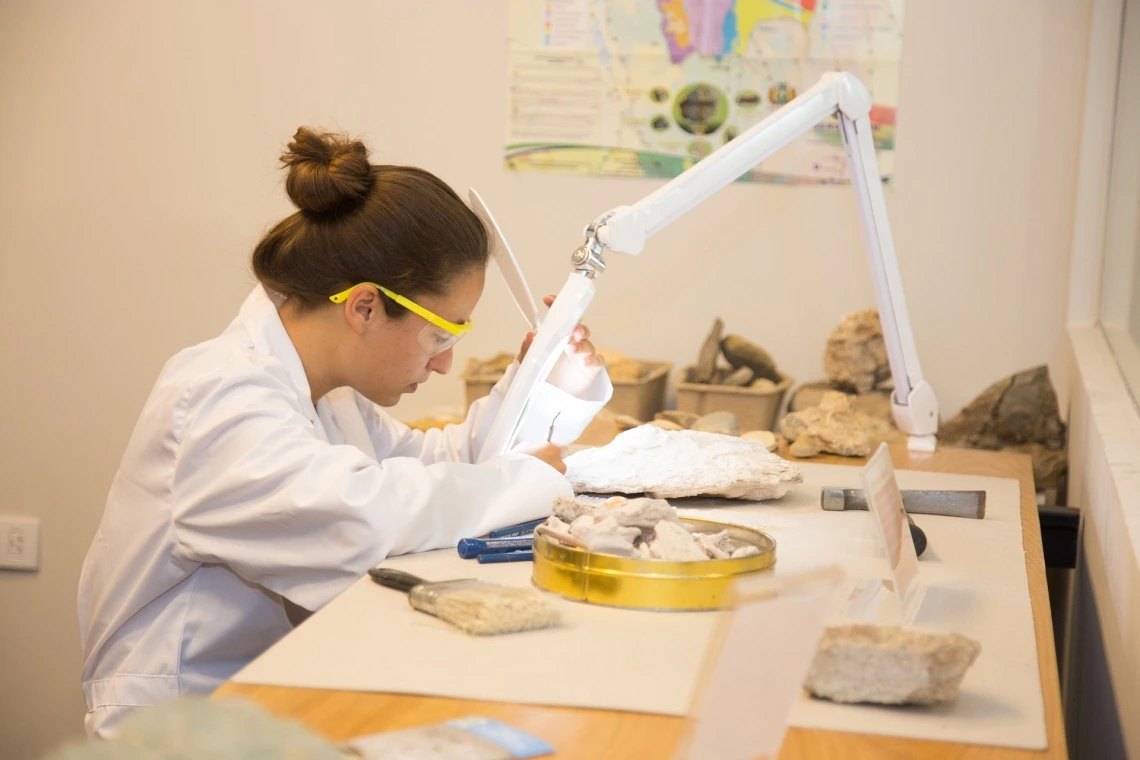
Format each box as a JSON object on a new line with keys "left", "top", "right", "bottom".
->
{"left": 678, "top": 568, "right": 842, "bottom": 760}
{"left": 232, "top": 463, "right": 1047, "bottom": 751}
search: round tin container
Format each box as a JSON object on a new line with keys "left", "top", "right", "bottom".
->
{"left": 531, "top": 517, "right": 776, "bottom": 611}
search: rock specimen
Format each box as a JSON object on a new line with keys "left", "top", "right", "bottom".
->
{"left": 740, "top": 430, "right": 778, "bottom": 451}
{"left": 779, "top": 391, "right": 876, "bottom": 457}
{"left": 542, "top": 497, "right": 763, "bottom": 561}
{"left": 723, "top": 366, "right": 755, "bottom": 386}
{"left": 565, "top": 425, "right": 803, "bottom": 500}
{"left": 656, "top": 410, "right": 701, "bottom": 428}
{"left": 721, "top": 334, "right": 781, "bottom": 382}
{"left": 824, "top": 309, "right": 891, "bottom": 394}
{"left": 648, "top": 418, "right": 685, "bottom": 431}
{"left": 939, "top": 365, "right": 1067, "bottom": 489}
{"left": 649, "top": 520, "right": 710, "bottom": 561}
{"left": 612, "top": 414, "right": 644, "bottom": 431}
{"left": 791, "top": 380, "right": 894, "bottom": 421}
{"left": 805, "top": 624, "right": 981, "bottom": 705}
{"left": 691, "top": 411, "right": 740, "bottom": 436}
{"left": 694, "top": 318, "right": 725, "bottom": 383}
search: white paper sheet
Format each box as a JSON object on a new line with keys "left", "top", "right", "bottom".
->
{"left": 232, "top": 463, "right": 1046, "bottom": 750}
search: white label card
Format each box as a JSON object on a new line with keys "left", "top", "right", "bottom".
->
{"left": 860, "top": 443, "right": 920, "bottom": 611}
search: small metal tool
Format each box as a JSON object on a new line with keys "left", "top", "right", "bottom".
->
{"left": 821, "top": 488, "right": 986, "bottom": 519}
{"left": 546, "top": 411, "right": 562, "bottom": 443}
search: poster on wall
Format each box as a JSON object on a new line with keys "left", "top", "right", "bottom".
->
{"left": 505, "top": 0, "right": 904, "bottom": 184}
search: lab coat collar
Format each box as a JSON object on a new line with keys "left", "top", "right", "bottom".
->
{"left": 237, "top": 285, "right": 315, "bottom": 410}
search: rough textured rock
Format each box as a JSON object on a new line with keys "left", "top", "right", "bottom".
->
{"left": 789, "top": 434, "right": 821, "bottom": 458}
{"left": 939, "top": 366, "right": 1067, "bottom": 489}
{"left": 721, "top": 334, "right": 781, "bottom": 382}
{"left": 648, "top": 419, "right": 685, "bottom": 431}
{"left": 569, "top": 515, "right": 640, "bottom": 556}
{"left": 723, "top": 366, "right": 755, "bottom": 386}
{"left": 691, "top": 411, "right": 740, "bottom": 436}
{"left": 791, "top": 380, "right": 894, "bottom": 420}
{"left": 779, "top": 392, "right": 875, "bottom": 457}
{"left": 824, "top": 309, "right": 891, "bottom": 394}
{"left": 805, "top": 624, "right": 981, "bottom": 705}
{"left": 566, "top": 425, "right": 803, "bottom": 500}
{"left": 656, "top": 410, "right": 700, "bottom": 428}
{"left": 608, "top": 358, "right": 646, "bottom": 382}
{"left": 649, "top": 520, "right": 709, "bottom": 561}
{"left": 740, "top": 430, "right": 778, "bottom": 451}
{"left": 694, "top": 318, "right": 724, "bottom": 383}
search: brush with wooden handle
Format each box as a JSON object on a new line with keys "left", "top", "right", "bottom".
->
{"left": 367, "top": 567, "right": 562, "bottom": 635}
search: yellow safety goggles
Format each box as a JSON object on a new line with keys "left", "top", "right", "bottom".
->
{"left": 329, "top": 282, "right": 472, "bottom": 357}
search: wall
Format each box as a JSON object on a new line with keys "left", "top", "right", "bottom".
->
{"left": 0, "top": 2, "right": 1090, "bottom": 757}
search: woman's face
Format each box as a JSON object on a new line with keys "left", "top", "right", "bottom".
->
{"left": 351, "top": 266, "right": 486, "bottom": 407}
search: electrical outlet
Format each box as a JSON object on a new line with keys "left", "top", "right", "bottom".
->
{"left": 0, "top": 516, "right": 40, "bottom": 571}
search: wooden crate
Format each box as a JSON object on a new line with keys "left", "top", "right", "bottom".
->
{"left": 674, "top": 373, "right": 794, "bottom": 432}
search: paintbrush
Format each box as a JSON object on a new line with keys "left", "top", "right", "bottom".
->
{"left": 367, "top": 567, "right": 562, "bottom": 635}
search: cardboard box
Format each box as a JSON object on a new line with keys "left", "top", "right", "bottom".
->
{"left": 462, "top": 361, "right": 673, "bottom": 422}
{"left": 675, "top": 373, "right": 794, "bottom": 432}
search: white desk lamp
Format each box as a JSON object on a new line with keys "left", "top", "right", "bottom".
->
{"left": 474, "top": 72, "right": 938, "bottom": 462}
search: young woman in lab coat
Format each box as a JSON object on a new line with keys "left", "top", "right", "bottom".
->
{"left": 77, "top": 128, "right": 612, "bottom": 738}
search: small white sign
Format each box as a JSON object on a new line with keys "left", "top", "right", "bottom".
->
{"left": 677, "top": 567, "right": 843, "bottom": 760}
{"left": 861, "top": 443, "right": 921, "bottom": 612}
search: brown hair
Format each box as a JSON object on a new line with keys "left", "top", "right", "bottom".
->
{"left": 252, "top": 127, "right": 489, "bottom": 316}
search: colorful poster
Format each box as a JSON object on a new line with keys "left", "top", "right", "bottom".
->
{"left": 506, "top": 0, "right": 904, "bottom": 183}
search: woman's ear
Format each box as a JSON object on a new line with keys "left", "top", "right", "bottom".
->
{"left": 343, "top": 287, "right": 382, "bottom": 336}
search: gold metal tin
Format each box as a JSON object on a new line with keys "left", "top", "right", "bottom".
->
{"left": 531, "top": 517, "right": 776, "bottom": 611}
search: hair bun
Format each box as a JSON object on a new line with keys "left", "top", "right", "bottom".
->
{"left": 281, "top": 127, "right": 372, "bottom": 214}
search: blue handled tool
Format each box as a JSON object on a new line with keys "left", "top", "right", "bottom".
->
{"left": 487, "top": 518, "right": 547, "bottom": 539}
{"left": 477, "top": 550, "right": 535, "bottom": 564}
{"left": 457, "top": 535, "right": 534, "bottom": 559}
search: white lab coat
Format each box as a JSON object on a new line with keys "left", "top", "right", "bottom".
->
{"left": 77, "top": 285, "right": 611, "bottom": 738}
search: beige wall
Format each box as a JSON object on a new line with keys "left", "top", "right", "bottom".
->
{"left": 0, "top": 1, "right": 1089, "bottom": 757}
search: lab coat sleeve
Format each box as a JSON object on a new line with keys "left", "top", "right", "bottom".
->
{"left": 366, "top": 355, "right": 613, "bottom": 464}
{"left": 168, "top": 361, "right": 572, "bottom": 612}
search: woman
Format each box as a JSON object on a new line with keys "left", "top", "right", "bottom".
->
{"left": 77, "top": 128, "right": 611, "bottom": 738}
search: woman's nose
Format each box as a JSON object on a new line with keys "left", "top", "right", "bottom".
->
{"left": 427, "top": 348, "right": 454, "bottom": 375}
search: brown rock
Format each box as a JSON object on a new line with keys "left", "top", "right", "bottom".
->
{"left": 805, "top": 624, "right": 981, "bottom": 706}
{"left": 721, "top": 334, "right": 781, "bottom": 382}
{"left": 656, "top": 410, "right": 701, "bottom": 428}
{"left": 691, "top": 411, "right": 740, "bottom": 436}
{"left": 939, "top": 366, "right": 1067, "bottom": 489}
{"left": 824, "top": 309, "right": 891, "bottom": 394}
{"left": 723, "top": 366, "right": 755, "bottom": 386}
{"left": 608, "top": 359, "right": 646, "bottom": 382}
{"left": 778, "top": 391, "right": 875, "bottom": 457}
{"left": 693, "top": 318, "right": 724, "bottom": 384}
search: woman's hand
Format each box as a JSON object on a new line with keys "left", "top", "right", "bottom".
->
{"left": 517, "top": 296, "right": 605, "bottom": 382}
{"left": 525, "top": 442, "right": 567, "bottom": 474}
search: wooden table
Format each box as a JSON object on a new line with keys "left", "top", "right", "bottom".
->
{"left": 215, "top": 442, "right": 1066, "bottom": 759}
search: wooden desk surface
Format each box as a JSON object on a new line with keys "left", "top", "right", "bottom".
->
{"left": 215, "top": 441, "right": 1066, "bottom": 759}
